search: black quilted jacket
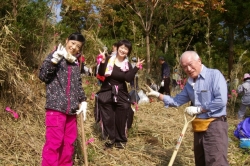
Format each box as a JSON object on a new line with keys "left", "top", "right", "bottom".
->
{"left": 39, "top": 53, "right": 87, "bottom": 115}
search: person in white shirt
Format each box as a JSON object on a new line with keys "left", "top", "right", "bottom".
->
{"left": 237, "top": 73, "right": 250, "bottom": 120}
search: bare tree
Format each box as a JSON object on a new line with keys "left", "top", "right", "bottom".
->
{"left": 120, "top": 0, "right": 160, "bottom": 73}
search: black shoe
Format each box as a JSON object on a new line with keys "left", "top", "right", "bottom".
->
{"left": 104, "top": 141, "right": 114, "bottom": 149}
{"left": 115, "top": 142, "right": 126, "bottom": 149}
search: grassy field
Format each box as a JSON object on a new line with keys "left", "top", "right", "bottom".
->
{"left": 0, "top": 76, "right": 250, "bottom": 166}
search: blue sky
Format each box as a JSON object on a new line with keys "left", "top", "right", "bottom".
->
{"left": 56, "top": 3, "right": 62, "bottom": 22}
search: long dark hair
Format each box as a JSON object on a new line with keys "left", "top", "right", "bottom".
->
{"left": 116, "top": 39, "right": 132, "bottom": 57}
{"left": 68, "top": 32, "right": 85, "bottom": 43}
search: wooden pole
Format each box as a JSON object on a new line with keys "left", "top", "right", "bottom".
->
{"left": 80, "top": 113, "right": 88, "bottom": 166}
{"left": 78, "top": 54, "right": 88, "bottom": 165}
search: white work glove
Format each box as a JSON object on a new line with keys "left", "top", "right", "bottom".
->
{"left": 63, "top": 52, "right": 77, "bottom": 63}
{"left": 51, "top": 43, "right": 65, "bottom": 64}
{"left": 76, "top": 101, "right": 87, "bottom": 121}
{"left": 145, "top": 84, "right": 160, "bottom": 98}
{"left": 160, "top": 80, "right": 164, "bottom": 87}
{"left": 185, "top": 106, "right": 202, "bottom": 116}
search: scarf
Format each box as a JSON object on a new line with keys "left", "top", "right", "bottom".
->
{"left": 104, "top": 55, "right": 129, "bottom": 76}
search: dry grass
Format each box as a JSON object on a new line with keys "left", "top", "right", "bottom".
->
{"left": 1, "top": 11, "right": 249, "bottom": 166}
{"left": 0, "top": 15, "right": 41, "bottom": 110}
{"left": 0, "top": 75, "right": 250, "bottom": 166}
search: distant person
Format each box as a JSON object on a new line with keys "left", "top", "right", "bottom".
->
{"left": 172, "top": 69, "right": 181, "bottom": 92}
{"left": 109, "top": 42, "right": 117, "bottom": 56}
{"left": 146, "top": 51, "right": 228, "bottom": 166}
{"left": 237, "top": 73, "right": 250, "bottom": 120}
{"left": 39, "top": 32, "right": 88, "bottom": 166}
{"left": 226, "top": 78, "right": 230, "bottom": 93}
{"left": 130, "top": 57, "right": 139, "bottom": 90}
{"left": 77, "top": 54, "right": 89, "bottom": 76}
{"left": 158, "top": 56, "right": 171, "bottom": 95}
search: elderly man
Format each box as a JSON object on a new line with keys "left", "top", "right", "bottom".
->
{"left": 147, "top": 51, "right": 228, "bottom": 166}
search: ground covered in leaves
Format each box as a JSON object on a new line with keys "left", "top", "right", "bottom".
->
{"left": 0, "top": 76, "right": 250, "bottom": 166}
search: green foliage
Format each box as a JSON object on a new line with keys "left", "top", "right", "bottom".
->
{"left": 17, "top": 0, "right": 54, "bottom": 67}
{"left": 0, "top": 0, "right": 55, "bottom": 68}
{"left": 1, "top": 0, "right": 250, "bottom": 79}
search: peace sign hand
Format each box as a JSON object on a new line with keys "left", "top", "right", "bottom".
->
{"left": 99, "top": 49, "right": 106, "bottom": 63}
{"left": 136, "top": 58, "right": 145, "bottom": 69}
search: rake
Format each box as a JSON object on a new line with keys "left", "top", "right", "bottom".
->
{"left": 168, "top": 113, "right": 196, "bottom": 166}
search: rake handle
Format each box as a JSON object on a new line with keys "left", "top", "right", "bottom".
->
{"left": 78, "top": 54, "right": 88, "bottom": 165}
{"left": 168, "top": 114, "right": 196, "bottom": 166}
{"left": 80, "top": 112, "right": 88, "bottom": 166}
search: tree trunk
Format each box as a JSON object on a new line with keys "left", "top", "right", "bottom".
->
{"left": 164, "top": 39, "right": 168, "bottom": 53}
{"left": 39, "top": 0, "right": 55, "bottom": 56}
{"left": 206, "top": 16, "right": 212, "bottom": 68}
{"left": 146, "top": 32, "right": 150, "bottom": 73}
{"left": 11, "top": 0, "right": 17, "bottom": 21}
{"left": 228, "top": 24, "right": 234, "bottom": 79}
{"left": 112, "top": 16, "right": 116, "bottom": 39}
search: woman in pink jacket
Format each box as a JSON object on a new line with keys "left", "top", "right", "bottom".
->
{"left": 39, "top": 32, "right": 87, "bottom": 166}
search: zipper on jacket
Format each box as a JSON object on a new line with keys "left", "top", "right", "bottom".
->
{"left": 66, "top": 65, "right": 72, "bottom": 114}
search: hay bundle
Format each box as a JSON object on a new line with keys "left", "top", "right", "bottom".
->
{"left": 0, "top": 15, "right": 38, "bottom": 108}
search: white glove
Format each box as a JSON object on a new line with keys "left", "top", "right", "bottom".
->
{"left": 160, "top": 80, "right": 164, "bottom": 87}
{"left": 145, "top": 84, "right": 160, "bottom": 98}
{"left": 63, "top": 52, "right": 77, "bottom": 63}
{"left": 103, "top": 46, "right": 108, "bottom": 52}
{"left": 185, "top": 106, "right": 202, "bottom": 116}
{"left": 51, "top": 43, "right": 65, "bottom": 64}
{"left": 76, "top": 102, "right": 87, "bottom": 121}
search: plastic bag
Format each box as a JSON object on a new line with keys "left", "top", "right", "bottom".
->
{"left": 234, "top": 117, "right": 250, "bottom": 139}
{"left": 137, "top": 90, "right": 149, "bottom": 104}
{"left": 129, "top": 90, "right": 140, "bottom": 104}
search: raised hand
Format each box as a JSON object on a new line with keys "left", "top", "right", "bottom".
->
{"left": 51, "top": 43, "right": 65, "bottom": 64}
{"left": 136, "top": 58, "right": 145, "bottom": 69}
{"left": 99, "top": 48, "right": 106, "bottom": 63}
{"left": 145, "top": 84, "right": 160, "bottom": 98}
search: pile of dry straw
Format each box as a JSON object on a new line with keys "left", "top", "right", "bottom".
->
{"left": 0, "top": 74, "right": 249, "bottom": 165}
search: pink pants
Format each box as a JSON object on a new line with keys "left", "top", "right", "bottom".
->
{"left": 42, "top": 109, "right": 77, "bottom": 166}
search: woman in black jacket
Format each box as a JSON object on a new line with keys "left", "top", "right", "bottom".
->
{"left": 96, "top": 39, "right": 144, "bottom": 149}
